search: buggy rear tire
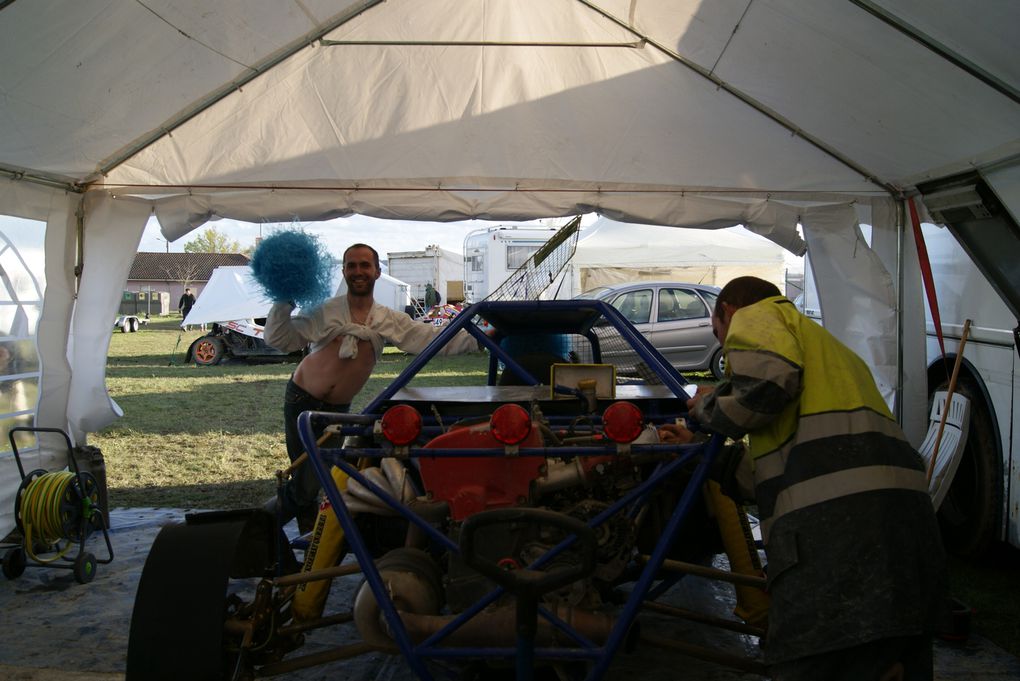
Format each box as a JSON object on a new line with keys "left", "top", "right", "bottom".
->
{"left": 190, "top": 336, "right": 226, "bottom": 366}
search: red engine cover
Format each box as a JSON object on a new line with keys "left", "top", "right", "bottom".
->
{"left": 419, "top": 420, "right": 544, "bottom": 521}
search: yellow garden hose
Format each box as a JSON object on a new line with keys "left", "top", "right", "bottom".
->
{"left": 19, "top": 471, "right": 94, "bottom": 564}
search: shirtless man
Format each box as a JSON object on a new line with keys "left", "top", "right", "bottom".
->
{"left": 264, "top": 243, "right": 479, "bottom": 531}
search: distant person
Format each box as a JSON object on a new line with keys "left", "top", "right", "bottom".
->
{"left": 686, "top": 276, "right": 946, "bottom": 681}
{"left": 264, "top": 243, "right": 480, "bottom": 533}
{"left": 178, "top": 287, "right": 196, "bottom": 330}
{"left": 424, "top": 282, "right": 441, "bottom": 308}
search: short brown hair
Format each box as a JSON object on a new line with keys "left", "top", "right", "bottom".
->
{"left": 343, "top": 243, "right": 380, "bottom": 268}
{"left": 715, "top": 276, "right": 782, "bottom": 316}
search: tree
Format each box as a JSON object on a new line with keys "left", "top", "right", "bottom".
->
{"left": 164, "top": 262, "right": 200, "bottom": 290}
{"left": 184, "top": 227, "right": 244, "bottom": 253}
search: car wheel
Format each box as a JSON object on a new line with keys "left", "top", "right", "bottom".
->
{"left": 932, "top": 377, "right": 1002, "bottom": 558}
{"left": 189, "top": 336, "right": 226, "bottom": 366}
{"left": 709, "top": 348, "right": 726, "bottom": 380}
{"left": 129, "top": 317, "right": 139, "bottom": 333}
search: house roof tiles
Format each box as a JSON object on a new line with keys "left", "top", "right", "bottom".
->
{"left": 129, "top": 252, "right": 250, "bottom": 283}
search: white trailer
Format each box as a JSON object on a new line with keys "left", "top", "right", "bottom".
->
{"left": 463, "top": 225, "right": 559, "bottom": 302}
{"left": 386, "top": 245, "right": 464, "bottom": 306}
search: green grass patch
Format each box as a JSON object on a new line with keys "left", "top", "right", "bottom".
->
{"left": 96, "top": 316, "right": 487, "bottom": 509}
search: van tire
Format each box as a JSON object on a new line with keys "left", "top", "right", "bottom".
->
{"left": 932, "top": 377, "right": 1002, "bottom": 558}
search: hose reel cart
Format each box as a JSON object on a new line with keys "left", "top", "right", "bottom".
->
{"left": 2, "top": 427, "right": 114, "bottom": 584}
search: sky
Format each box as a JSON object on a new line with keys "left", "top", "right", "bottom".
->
{"left": 138, "top": 214, "right": 584, "bottom": 265}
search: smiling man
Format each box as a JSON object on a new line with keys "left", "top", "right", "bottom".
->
{"left": 264, "top": 243, "right": 479, "bottom": 531}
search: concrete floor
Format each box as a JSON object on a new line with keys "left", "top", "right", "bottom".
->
{"left": 1, "top": 509, "right": 1018, "bottom": 681}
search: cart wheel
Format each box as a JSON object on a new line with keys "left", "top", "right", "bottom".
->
{"left": 2, "top": 547, "right": 26, "bottom": 580}
{"left": 74, "top": 551, "right": 97, "bottom": 584}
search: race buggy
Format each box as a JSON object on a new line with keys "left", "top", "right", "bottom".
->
{"left": 127, "top": 300, "right": 768, "bottom": 681}
{"left": 186, "top": 318, "right": 304, "bottom": 366}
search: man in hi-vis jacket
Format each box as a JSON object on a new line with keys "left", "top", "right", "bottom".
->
{"left": 688, "top": 276, "right": 945, "bottom": 681}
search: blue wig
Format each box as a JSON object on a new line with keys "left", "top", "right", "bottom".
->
{"left": 250, "top": 230, "right": 336, "bottom": 310}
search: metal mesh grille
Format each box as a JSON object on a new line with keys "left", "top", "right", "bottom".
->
{"left": 483, "top": 216, "right": 582, "bottom": 302}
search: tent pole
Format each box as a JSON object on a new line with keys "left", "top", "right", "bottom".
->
{"left": 849, "top": 0, "right": 1020, "bottom": 106}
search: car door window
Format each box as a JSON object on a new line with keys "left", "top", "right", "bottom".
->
{"left": 611, "top": 289, "right": 653, "bottom": 324}
{"left": 658, "top": 288, "right": 708, "bottom": 321}
{"left": 699, "top": 290, "right": 718, "bottom": 314}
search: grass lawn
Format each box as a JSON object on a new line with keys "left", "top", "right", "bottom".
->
{"left": 95, "top": 316, "right": 488, "bottom": 510}
{"left": 93, "top": 315, "right": 1020, "bottom": 658}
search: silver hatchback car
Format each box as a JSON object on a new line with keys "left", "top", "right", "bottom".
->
{"left": 576, "top": 282, "right": 725, "bottom": 379}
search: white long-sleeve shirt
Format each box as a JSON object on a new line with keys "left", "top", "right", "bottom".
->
{"left": 264, "top": 297, "right": 478, "bottom": 359}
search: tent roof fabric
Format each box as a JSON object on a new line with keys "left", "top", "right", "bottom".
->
{"left": 2, "top": 0, "right": 1017, "bottom": 222}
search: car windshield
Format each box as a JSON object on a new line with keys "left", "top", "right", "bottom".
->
{"left": 575, "top": 287, "right": 613, "bottom": 300}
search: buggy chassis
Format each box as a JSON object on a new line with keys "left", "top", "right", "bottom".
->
{"left": 128, "top": 300, "right": 766, "bottom": 681}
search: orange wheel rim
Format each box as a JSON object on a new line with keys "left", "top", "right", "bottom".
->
{"left": 195, "top": 341, "right": 216, "bottom": 363}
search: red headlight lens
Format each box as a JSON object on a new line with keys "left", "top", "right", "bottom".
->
{"left": 380, "top": 405, "right": 422, "bottom": 446}
{"left": 602, "top": 401, "right": 644, "bottom": 443}
{"left": 490, "top": 404, "right": 532, "bottom": 445}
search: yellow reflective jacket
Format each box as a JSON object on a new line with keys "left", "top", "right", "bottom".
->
{"left": 692, "top": 296, "right": 944, "bottom": 663}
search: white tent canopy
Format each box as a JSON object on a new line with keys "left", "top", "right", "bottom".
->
{"left": 185, "top": 266, "right": 413, "bottom": 327}
{"left": 183, "top": 267, "right": 275, "bottom": 328}
{"left": 561, "top": 219, "right": 790, "bottom": 296}
{"left": 0, "top": 1, "right": 1018, "bottom": 535}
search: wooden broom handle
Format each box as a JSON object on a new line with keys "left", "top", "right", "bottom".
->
{"left": 927, "top": 319, "right": 972, "bottom": 484}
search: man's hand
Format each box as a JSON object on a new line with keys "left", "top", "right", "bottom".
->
{"left": 657, "top": 423, "right": 694, "bottom": 444}
{"left": 685, "top": 384, "right": 715, "bottom": 412}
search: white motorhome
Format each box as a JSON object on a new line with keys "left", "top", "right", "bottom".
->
{"left": 917, "top": 175, "right": 1020, "bottom": 557}
{"left": 463, "top": 225, "right": 558, "bottom": 302}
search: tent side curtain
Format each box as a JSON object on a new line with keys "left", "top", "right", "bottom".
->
{"left": 66, "top": 194, "right": 151, "bottom": 443}
{"left": 147, "top": 185, "right": 813, "bottom": 256}
{"left": 0, "top": 177, "right": 79, "bottom": 536}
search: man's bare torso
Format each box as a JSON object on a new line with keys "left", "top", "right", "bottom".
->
{"left": 292, "top": 336, "right": 376, "bottom": 405}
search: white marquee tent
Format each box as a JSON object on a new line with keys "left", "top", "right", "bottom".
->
{"left": 184, "top": 266, "right": 412, "bottom": 327}
{"left": 559, "top": 219, "right": 791, "bottom": 297}
{"left": 0, "top": 0, "right": 1018, "bottom": 535}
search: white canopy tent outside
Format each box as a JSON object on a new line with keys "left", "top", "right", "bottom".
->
{"left": 0, "top": 0, "right": 1018, "bottom": 536}
{"left": 558, "top": 219, "right": 791, "bottom": 297}
{"left": 183, "top": 266, "right": 412, "bottom": 328}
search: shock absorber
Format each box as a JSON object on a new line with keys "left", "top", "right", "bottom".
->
{"left": 704, "top": 479, "right": 770, "bottom": 628}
